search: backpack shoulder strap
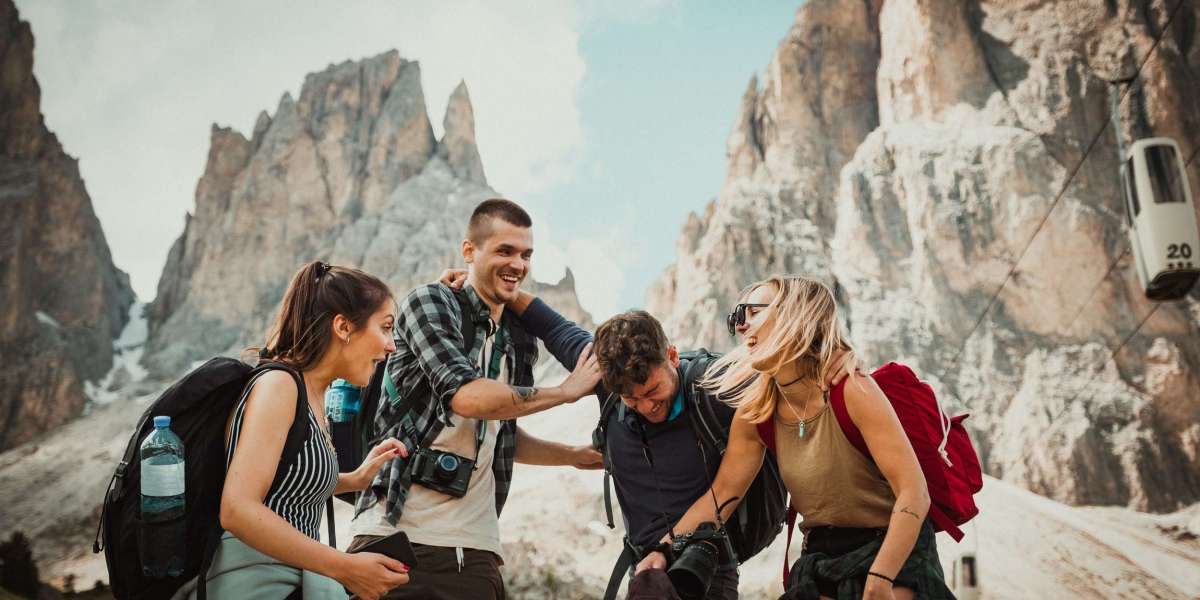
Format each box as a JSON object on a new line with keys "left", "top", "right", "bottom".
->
{"left": 781, "top": 507, "right": 798, "bottom": 587}
{"left": 680, "top": 351, "right": 726, "bottom": 454}
{"left": 451, "top": 287, "right": 479, "bottom": 352}
{"left": 251, "top": 363, "right": 309, "bottom": 458}
{"left": 828, "top": 377, "right": 869, "bottom": 458}
{"left": 756, "top": 419, "right": 777, "bottom": 455}
{"left": 595, "top": 391, "right": 623, "bottom": 529}
{"left": 602, "top": 542, "right": 638, "bottom": 600}
{"left": 249, "top": 363, "right": 337, "bottom": 548}
{"left": 594, "top": 392, "right": 623, "bottom": 451}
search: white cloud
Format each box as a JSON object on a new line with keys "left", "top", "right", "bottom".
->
{"left": 528, "top": 212, "right": 637, "bottom": 322}
{"left": 14, "top": 0, "right": 585, "bottom": 300}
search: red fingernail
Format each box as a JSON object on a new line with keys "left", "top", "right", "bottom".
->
{"left": 393, "top": 449, "right": 400, "bottom": 455}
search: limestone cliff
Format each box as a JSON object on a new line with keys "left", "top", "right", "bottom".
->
{"left": 648, "top": 0, "right": 1200, "bottom": 511}
{"left": 0, "top": 0, "right": 134, "bottom": 450}
{"left": 144, "top": 51, "right": 589, "bottom": 375}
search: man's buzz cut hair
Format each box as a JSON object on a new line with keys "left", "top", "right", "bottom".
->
{"left": 467, "top": 198, "right": 533, "bottom": 245}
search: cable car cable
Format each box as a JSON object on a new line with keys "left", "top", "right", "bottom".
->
{"left": 999, "top": 141, "right": 1195, "bottom": 480}
{"left": 1058, "top": 142, "right": 1198, "bottom": 336}
{"left": 930, "top": 0, "right": 1190, "bottom": 390}
{"left": 1012, "top": 301, "right": 1162, "bottom": 468}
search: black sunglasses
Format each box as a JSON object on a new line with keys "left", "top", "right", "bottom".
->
{"left": 726, "top": 303, "right": 769, "bottom": 335}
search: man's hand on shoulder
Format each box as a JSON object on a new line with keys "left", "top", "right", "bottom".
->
{"left": 435, "top": 267, "right": 535, "bottom": 314}
{"left": 825, "top": 350, "right": 868, "bottom": 390}
{"left": 558, "top": 343, "right": 600, "bottom": 400}
{"left": 437, "top": 268, "right": 468, "bottom": 289}
{"left": 571, "top": 445, "right": 603, "bottom": 470}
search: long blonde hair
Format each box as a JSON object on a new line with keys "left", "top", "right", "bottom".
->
{"left": 704, "top": 274, "right": 858, "bottom": 424}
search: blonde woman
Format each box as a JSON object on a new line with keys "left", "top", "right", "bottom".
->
{"left": 638, "top": 275, "right": 953, "bottom": 600}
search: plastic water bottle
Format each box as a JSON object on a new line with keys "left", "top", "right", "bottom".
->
{"left": 140, "top": 415, "right": 186, "bottom": 578}
{"left": 327, "top": 380, "right": 360, "bottom": 473}
{"left": 326, "top": 379, "right": 361, "bottom": 423}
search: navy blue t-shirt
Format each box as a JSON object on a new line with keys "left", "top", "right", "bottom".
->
{"left": 605, "top": 362, "right": 736, "bottom": 548}
{"left": 517, "top": 298, "right": 736, "bottom": 547}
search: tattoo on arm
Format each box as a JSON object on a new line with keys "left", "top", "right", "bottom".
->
{"left": 511, "top": 386, "right": 539, "bottom": 406}
{"left": 895, "top": 506, "right": 923, "bottom": 522}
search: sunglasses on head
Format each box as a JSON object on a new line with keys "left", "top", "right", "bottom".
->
{"left": 726, "top": 303, "right": 769, "bottom": 335}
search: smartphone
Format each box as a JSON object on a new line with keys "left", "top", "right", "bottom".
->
{"left": 349, "top": 531, "right": 419, "bottom": 568}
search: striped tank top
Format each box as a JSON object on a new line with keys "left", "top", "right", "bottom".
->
{"left": 225, "top": 372, "right": 339, "bottom": 540}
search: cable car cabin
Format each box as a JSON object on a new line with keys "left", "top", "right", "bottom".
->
{"left": 1122, "top": 137, "right": 1200, "bottom": 301}
{"left": 948, "top": 552, "right": 980, "bottom": 599}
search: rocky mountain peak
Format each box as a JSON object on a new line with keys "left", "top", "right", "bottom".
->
{"left": 437, "top": 80, "right": 487, "bottom": 185}
{"left": 0, "top": 0, "right": 42, "bottom": 159}
{"left": 649, "top": 0, "right": 1200, "bottom": 512}
{"left": 0, "top": 0, "right": 134, "bottom": 450}
{"left": 143, "top": 50, "right": 584, "bottom": 377}
{"left": 725, "top": 75, "right": 762, "bottom": 180}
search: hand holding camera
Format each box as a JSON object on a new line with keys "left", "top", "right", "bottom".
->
{"left": 635, "top": 549, "right": 669, "bottom": 574}
{"left": 634, "top": 522, "right": 737, "bottom": 600}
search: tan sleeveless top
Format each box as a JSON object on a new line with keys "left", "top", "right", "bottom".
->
{"left": 776, "top": 400, "right": 895, "bottom": 531}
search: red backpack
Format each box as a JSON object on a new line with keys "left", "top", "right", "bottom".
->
{"left": 757, "top": 362, "right": 982, "bottom": 584}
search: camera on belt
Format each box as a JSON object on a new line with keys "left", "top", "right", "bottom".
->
{"left": 648, "top": 521, "right": 738, "bottom": 600}
{"left": 398, "top": 416, "right": 479, "bottom": 498}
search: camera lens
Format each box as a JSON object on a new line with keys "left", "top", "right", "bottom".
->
{"left": 667, "top": 539, "right": 720, "bottom": 600}
{"left": 435, "top": 453, "right": 460, "bottom": 482}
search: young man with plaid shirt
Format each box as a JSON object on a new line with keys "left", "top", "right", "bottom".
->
{"left": 349, "top": 199, "right": 602, "bottom": 599}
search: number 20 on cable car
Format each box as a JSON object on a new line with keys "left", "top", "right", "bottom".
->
{"left": 1121, "top": 137, "right": 1200, "bottom": 301}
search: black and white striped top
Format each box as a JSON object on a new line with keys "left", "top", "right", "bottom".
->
{"left": 226, "top": 373, "right": 339, "bottom": 540}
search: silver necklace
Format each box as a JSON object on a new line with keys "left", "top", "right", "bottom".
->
{"left": 778, "top": 383, "right": 812, "bottom": 439}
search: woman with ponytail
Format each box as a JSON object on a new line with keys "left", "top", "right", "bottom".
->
{"left": 185, "top": 261, "right": 411, "bottom": 600}
{"left": 638, "top": 275, "right": 952, "bottom": 600}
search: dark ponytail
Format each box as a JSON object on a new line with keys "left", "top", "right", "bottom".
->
{"left": 256, "top": 261, "right": 393, "bottom": 371}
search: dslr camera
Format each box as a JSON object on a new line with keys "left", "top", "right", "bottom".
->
{"left": 666, "top": 522, "right": 737, "bottom": 600}
{"left": 408, "top": 448, "right": 474, "bottom": 498}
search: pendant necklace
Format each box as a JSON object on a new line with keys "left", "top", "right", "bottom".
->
{"left": 776, "top": 375, "right": 811, "bottom": 439}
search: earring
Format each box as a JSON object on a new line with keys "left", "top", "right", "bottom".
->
{"left": 343, "top": 336, "right": 350, "bottom": 345}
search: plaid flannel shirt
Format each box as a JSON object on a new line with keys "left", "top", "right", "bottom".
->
{"left": 354, "top": 283, "right": 537, "bottom": 525}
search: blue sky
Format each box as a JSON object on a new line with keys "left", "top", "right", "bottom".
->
{"left": 17, "top": 0, "right": 801, "bottom": 320}
{"left": 527, "top": 2, "right": 800, "bottom": 316}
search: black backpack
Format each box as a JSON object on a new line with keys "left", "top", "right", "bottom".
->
{"left": 595, "top": 349, "right": 789, "bottom": 598}
{"left": 331, "top": 287, "right": 479, "bottom": 504}
{"left": 93, "top": 358, "right": 334, "bottom": 600}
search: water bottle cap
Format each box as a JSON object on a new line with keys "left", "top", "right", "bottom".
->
{"left": 153, "top": 415, "right": 171, "bottom": 428}
{"left": 332, "top": 379, "right": 356, "bottom": 389}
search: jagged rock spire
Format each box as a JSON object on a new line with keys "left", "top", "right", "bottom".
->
{"left": 0, "top": 0, "right": 134, "bottom": 449}
{"left": 437, "top": 81, "right": 487, "bottom": 185}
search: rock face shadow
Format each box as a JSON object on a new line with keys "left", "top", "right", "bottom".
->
{"left": 967, "top": 2, "right": 1031, "bottom": 107}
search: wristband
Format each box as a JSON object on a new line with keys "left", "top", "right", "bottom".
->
{"left": 867, "top": 571, "right": 895, "bottom": 585}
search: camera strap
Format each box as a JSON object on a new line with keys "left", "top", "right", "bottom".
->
{"left": 466, "top": 320, "right": 509, "bottom": 465}
{"left": 684, "top": 374, "right": 740, "bottom": 564}
{"left": 634, "top": 420, "right": 683, "bottom": 546}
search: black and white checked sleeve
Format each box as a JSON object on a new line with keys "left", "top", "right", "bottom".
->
{"left": 396, "top": 284, "right": 479, "bottom": 422}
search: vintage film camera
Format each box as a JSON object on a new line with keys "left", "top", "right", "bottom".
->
{"left": 399, "top": 416, "right": 478, "bottom": 498}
